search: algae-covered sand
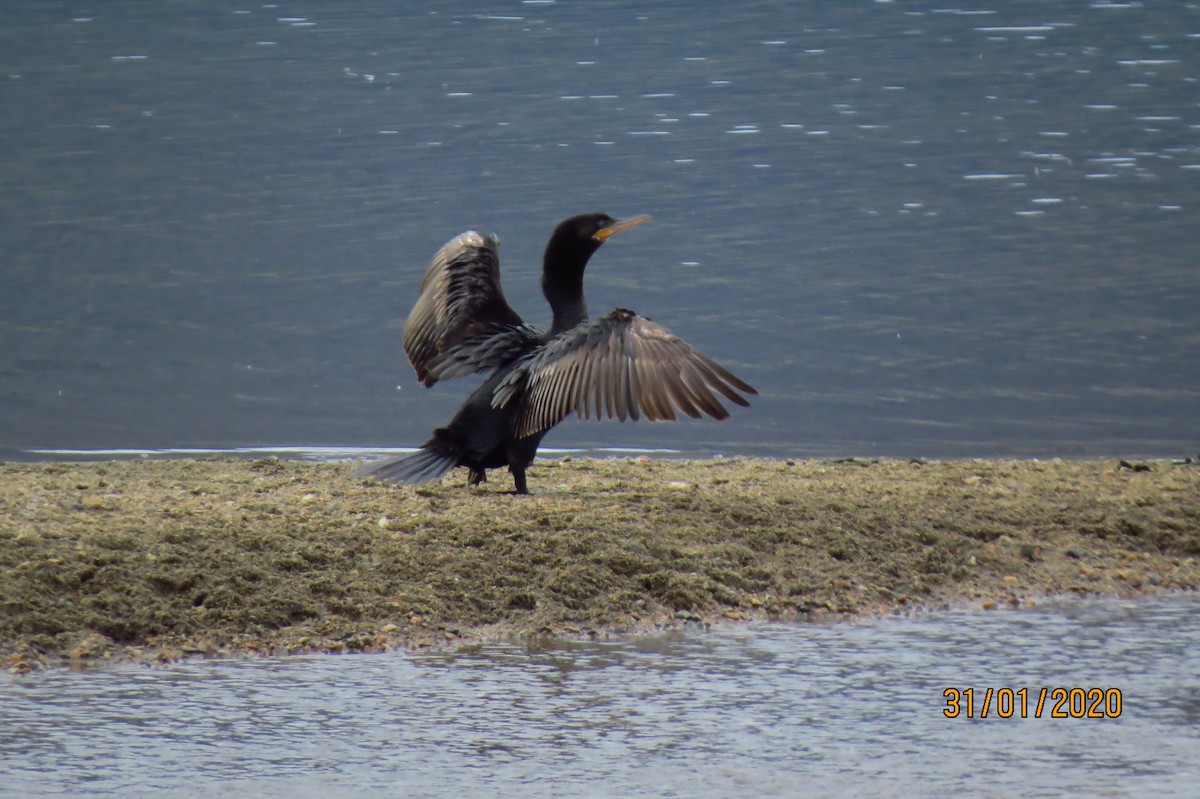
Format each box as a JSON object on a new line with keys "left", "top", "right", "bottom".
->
{"left": 1, "top": 456, "right": 1197, "bottom": 671}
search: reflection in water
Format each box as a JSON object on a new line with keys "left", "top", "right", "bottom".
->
{"left": 2, "top": 596, "right": 1199, "bottom": 798}
{"left": 0, "top": 2, "right": 1198, "bottom": 458}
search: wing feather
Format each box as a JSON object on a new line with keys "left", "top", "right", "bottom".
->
{"left": 503, "top": 308, "right": 756, "bottom": 438}
{"left": 601, "top": 334, "right": 616, "bottom": 420}
{"left": 639, "top": 349, "right": 670, "bottom": 421}
{"left": 580, "top": 345, "right": 598, "bottom": 421}
{"left": 692, "top": 355, "right": 754, "bottom": 407}
{"left": 663, "top": 366, "right": 703, "bottom": 419}
{"left": 615, "top": 346, "right": 632, "bottom": 422}
{"left": 570, "top": 350, "right": 590, "bottom": 420}
{"left": 638, "top": 335, "right": 674, "bottom": 420}
{"left": 402, "top": 231, "right": 540, "bottom": 386}
{"left": 679, "top": 361, "right": 728, "bottom": 418}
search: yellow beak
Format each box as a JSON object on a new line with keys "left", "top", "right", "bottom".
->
{"left": 593, "top": 214, "right": 652, "bottom": 241}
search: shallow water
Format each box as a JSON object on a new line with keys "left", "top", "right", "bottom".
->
{"left": 3, "top": 595, "right": 1199, "bottom": 798}
{"left": 1, "top": 1, "right": 1198, "bottom": 459}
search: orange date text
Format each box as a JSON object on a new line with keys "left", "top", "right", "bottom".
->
{"left": 942, "top": 687, "right": 1122, "bottom": 719}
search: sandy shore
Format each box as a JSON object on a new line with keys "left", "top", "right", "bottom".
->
{"left": 2, "top": 456, "right": 1197, "bottom": 672}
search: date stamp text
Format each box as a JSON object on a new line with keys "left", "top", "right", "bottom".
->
{"left": 943, "top": 687, "right": 1123, "bottom": 719}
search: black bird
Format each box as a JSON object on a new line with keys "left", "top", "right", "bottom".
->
{"left": 356, "top": 212, "right": 756, "bottom": 493}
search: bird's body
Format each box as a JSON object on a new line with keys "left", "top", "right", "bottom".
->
{"left": 356, "top": 213, "right": 755, "bottom": 493}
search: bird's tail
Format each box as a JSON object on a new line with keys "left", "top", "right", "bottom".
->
{"left": 353, "top": 430, "right": 460, "bottom": 485}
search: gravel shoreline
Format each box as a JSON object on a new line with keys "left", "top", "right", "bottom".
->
{"left": 2, "top": 456, "right": 1197, "bottom": 672}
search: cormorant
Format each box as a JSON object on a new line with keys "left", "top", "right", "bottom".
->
{"left": 355, "top": 212, "right": 756, "bottom": 493}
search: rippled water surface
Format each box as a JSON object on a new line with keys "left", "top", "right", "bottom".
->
{"left": 2, "top": 596, "right": 1199, "bottom": 798}
{"left": 2, "top": 0, "right": 1198, "bottom": 459}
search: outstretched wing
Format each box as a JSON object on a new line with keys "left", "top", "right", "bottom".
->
{"left": 403, "top": 231, "right": 541, "bottom": 386}
{"left": 493, "top": 308, "right": 757, "bottom": 439}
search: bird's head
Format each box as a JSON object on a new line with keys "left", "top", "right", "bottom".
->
{"left": 544, "top": 212, "right": 651, "bottom": 275}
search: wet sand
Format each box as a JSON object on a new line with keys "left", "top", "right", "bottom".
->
{"left": 2, "top": 456, "right": 1197, "bottom": 672}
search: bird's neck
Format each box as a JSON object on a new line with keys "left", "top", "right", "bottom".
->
{"left": 541, "top": 239, "right": 594, "bottom": 333}
{"left": 543, "top": 270, "right": 588, "bottom": 334}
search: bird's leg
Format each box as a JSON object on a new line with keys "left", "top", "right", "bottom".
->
{"left": 510, "top": 466, "right": 530, "bottom": 495}
{"left": 468, "top": 467, "right": 487, "bottom": 486}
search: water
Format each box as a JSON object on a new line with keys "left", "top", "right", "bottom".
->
{"left": 2, "top": 0, "right": 1198, "bottom": 460}
{"left": 2, "top": 595, "right": 1198, "bottom": 798}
